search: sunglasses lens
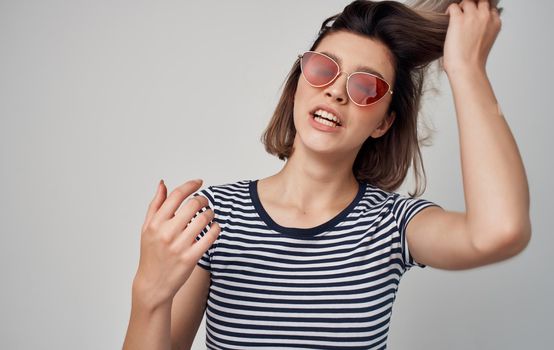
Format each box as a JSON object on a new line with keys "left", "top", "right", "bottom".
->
{"left": 348, "top": 73, "right": 390, "bottom": 106}
{"left": 300, "top": 51, "right": 338, "bottom": 86}
{"left": 300, "top": 51, "right": 391, "bottom": 106}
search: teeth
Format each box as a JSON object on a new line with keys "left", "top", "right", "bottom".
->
{"left": 314, "top": 109, "right": 341, "bottom": 125}
{"left": 314, "top": 116, "right": 338, "bottom": 127}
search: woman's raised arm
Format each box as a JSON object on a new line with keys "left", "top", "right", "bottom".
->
{"left": 402, "top": 0, "right": 531, "bottom": 270}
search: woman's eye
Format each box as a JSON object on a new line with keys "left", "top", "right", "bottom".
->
{"left": 318, "top": 69, "right": 334, "bottom": 77}
{"left": 352, "top": 82, "right": 376, "bottom": 96}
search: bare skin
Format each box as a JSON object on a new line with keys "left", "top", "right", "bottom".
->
{"left": 406, "top": 0, "right": 530, "bottom": 270}
{"left": 122, "top": 179, "right": 221, "bottom": 350}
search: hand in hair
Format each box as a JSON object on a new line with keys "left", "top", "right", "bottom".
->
{"left": 442, "top": 0, "right": 502, "bottom": 74}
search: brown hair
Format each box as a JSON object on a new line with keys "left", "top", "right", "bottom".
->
{"left": 260, "top": 0, "right": 502, "bottom": 197}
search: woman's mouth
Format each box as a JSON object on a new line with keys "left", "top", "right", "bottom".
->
{"left": 309, "top": 111, "right": 343, "bottom": 132}
{"left": 310, "top": 111, "right": 342, "bottom": 128}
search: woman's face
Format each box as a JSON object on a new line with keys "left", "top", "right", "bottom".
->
{"left": 293, "top": 30, "right": 396, "bottom": 157}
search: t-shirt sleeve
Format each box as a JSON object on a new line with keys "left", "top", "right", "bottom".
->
{"left": 391, "top": 192, "right": 442, "bottom": 270}
{"left": 191, "top": 185, "right": 218, "bottom": 271}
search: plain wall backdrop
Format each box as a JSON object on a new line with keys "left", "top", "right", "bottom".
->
{"left": 0, "top": 0, "right": 552, "bottom": 349}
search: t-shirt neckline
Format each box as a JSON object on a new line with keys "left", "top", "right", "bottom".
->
{"left": 249, "top": 179, "right": 366, "bottom": 236}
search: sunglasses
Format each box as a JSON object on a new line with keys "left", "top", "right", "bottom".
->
{"left": 298, "top": 51, "right": 393, "bottom": 107}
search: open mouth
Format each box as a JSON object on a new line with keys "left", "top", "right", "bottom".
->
{"left": 310, "top": 110, "right": 342, "bottom": 127}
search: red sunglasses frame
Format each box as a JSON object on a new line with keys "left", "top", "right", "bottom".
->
{"left": 298, "top": 51, "right": 394, "bottom": 107}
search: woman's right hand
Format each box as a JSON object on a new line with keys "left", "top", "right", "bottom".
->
{"left": 132, "top": 179, "right": 220, "bottom": 310}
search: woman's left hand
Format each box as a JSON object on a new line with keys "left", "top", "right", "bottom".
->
{"left": 443, "top": 0, "right": 502, "bottom": 74}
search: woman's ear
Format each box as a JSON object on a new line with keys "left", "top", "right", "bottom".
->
{"left": 370, "top": 111, "right": 396, "bottom": 138}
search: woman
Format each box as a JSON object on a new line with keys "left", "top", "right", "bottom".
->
{"left": 124, "top": 0, "right": 531, "bottom": 349}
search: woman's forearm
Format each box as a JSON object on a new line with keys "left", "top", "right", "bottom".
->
{"left": 447, "top": 65, "right": 531, "bottom": 253}
{"left": 122, "top": 282, "right": 173, "bottom": 350}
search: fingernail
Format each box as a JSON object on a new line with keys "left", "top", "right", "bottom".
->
{"left": 193, "top": 178, "right": 202, "bottom": 184}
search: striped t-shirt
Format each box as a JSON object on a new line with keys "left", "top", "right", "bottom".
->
{"left": 192, "top": 179, "right": 440, "bottom": 349}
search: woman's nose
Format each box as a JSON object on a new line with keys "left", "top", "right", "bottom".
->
{"left": 324, "top": 71, "right": 348, "bottom": 104}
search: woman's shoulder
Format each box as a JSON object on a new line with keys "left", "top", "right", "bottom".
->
{"left": 358, "top": 182, "right": 439, "bottom": 216}
{"left": 193, "top": 178, "right": 253, "bottom": 207}
{"left": 208, "top": 178, "right": 252, "bottom": 191}
{"left": 362, "top": 182, "right": 397, "bottom": 202}
{"left": 363, "top": 182, "right": 433, "bottom": 202}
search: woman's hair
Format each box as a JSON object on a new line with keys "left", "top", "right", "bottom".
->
{"left": 260, "top": 0, "right": 502, "bottom": 197}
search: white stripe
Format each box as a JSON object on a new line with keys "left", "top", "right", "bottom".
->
{"left": 206, "top": 321, "right": 389, "bottom": 348}
{"left": 206, "top": 306, "right": 392, "bottom": 329}
{"left": 209, "top": 274, "right": 400, "bottom": 301}
{"left": 205, "top": 308, "right": 391, "bottom": 337}
{"left": 212, "top": 265, "right": 402, "bottom": 293}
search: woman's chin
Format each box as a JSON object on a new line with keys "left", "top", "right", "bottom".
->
{"left": 298, "top": 136, "right": 345, "bottom": 155}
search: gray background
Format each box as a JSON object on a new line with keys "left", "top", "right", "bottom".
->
{"left": 0, "top": 0, "right": 552, "bottom": 349}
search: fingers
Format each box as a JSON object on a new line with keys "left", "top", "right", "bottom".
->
{"left": 169, "top": 194, "right": 211, "bottom": 233}
{"left": 181, "top": 207, "right": 215, "bottom": 246}
{"left": 457, "top": 0, "right": 499, "bottom": 14}
{"left": 170, "top": 208, "right": 217, "bottom": 254}
{"left": 142, "top": 179, "right": 167, "bottom": 232}
{"left": 189, "top": 221, "right": 221, "bottom": 262}
{"left": 491, "top": 7, "right": 502, "bottom": 26}
{"left": 445, "top": 3, "right": 462, "bottom": 16}
{"left": 476, "top": 0, "right": 490, "bottom": 11}
{"left": 161, "top": 194, "right": 210, "bottom": 245}
{"left": 153, "top": 179, "right": 204, "bottom": 225}
{"left": 447, "top": 0, "right": 500, "bottom": 19}
{"left": 459, "top": 0, "right": 477, "bottom": 13}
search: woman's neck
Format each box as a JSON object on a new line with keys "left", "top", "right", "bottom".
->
{"left": 260, "top": 143, "right": 360, "bottom": 214}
